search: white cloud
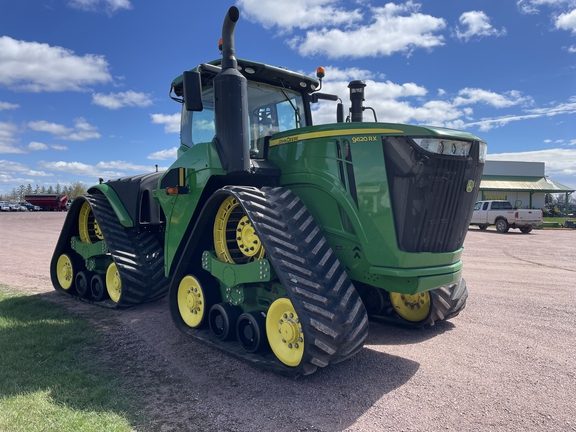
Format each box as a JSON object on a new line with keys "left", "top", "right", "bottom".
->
{"left": 0, "top": 121, "right": 24, "bottom": 154}
{"left": 92, "top": 91, "right": 153, "bottom": 109}
{"left": 151, "top": 113, "right": 180, "bottom": 133}
{"left": 555, "top": 8, "right": 576, "bottom": 33}
{"left": 517, "top": 0, "right": 575, "bottom": 14}
{"left": 68, "top": 0, "right": 133, "bottom": 14}
{"left": 567, "top": 45, "right": 576, "bottom": 52}
{"left": 0, "top": 101, "right": 19, "bottom": 110}
{"left": 51, "top": 145, "right": 68, "bottom": 151}
{"left": 28, "top": 117, "right": 101, "bottom": 141}
{"left": 37, "top": 160, "right": 120, "bottom": 179}
{"left": 544, "top": 139, "right": 552, "bottom": 143}
{"left": 288, "top": 2, "right": 446, "bottom": 58}
{"left": 148, "top": 147, "right": 178, "bottom": 160}
{"left": 0, "top": 160, "right": 50, "bottom": 178}
{"left": 312, "top": 67, "right": 545, "bottom": 128}
{"left": 28, "top": 141, "right": 49, "bottom": 151}
{"left": 453, "top": 88, "right": 533, "bottom": 108}
{"left": 0, "top": 37, "right": 112, "bottom": 92}
{"left": 238, "top": 0, "right": 362, "bottom": 31}
{"left": 438, "top": 88, "right": 446, "bottom": 96}
{"left": 36, "top": 160, "right": 163, "bottom": 180}
{"left": 95, "top": 161, "right": 156, "bottom": 172}
{"left": 455, "top": 98, "right": 576, "bottom": 131}
{"left": 455, "top": 11, "right": 506, "bottom": 41}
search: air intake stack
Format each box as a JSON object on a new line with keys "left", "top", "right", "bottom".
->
{"left": 348, "top": 80, "right": 366, "bottom": 122}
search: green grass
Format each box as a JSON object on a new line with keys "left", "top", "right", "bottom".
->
{"left": 0, "top": 286, "right": 142, "bottom": 432}
{"left": 543, "top": 217, "right": 575, "bottom": 225}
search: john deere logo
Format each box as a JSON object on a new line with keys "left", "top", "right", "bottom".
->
{"left": 466, "top": 180, "right": 475, "bottom": 193}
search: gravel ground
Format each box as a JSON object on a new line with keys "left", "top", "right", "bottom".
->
{"left": 1, "top": 211, "right": 575, "bottom": 432}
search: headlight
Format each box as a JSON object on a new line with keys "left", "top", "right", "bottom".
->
{"left": 412, "top": 138, "right": 471, "bottom": 157}
{"left": 478, "top": 141, "right": 487, "bottom": 164}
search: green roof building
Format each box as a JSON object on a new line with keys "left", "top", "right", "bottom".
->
{"left": 479, "top": 161, "right": 574, "bottom": 211}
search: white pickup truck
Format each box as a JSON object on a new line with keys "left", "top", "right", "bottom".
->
{"left": 470, "top": 200, "right": 543, "bottom": 233}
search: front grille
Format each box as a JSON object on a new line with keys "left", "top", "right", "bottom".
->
{"left": 383, "top": 137, "right": 483, "bottom": 253}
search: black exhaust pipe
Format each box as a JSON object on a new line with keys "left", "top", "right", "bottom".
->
{"left": 213, "top": 6, "right": 250, "bottom": 174}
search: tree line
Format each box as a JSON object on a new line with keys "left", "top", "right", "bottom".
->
{"left": 0, "top": 181, "right": 87, "bottom": 203}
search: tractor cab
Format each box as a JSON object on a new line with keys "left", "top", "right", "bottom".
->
{"left": 171, "top": 59, "right": 319, "bottom": 158}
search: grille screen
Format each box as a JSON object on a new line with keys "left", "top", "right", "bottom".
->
{"left": 383, "top": 137, "right": 483, "bottom": 253}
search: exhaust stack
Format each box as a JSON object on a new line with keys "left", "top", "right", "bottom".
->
{"left": 213, "top": 6, "right": 250, "bottom": 173}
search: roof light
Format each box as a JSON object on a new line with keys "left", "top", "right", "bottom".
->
{"left": 316, "top": 66, "right": 325, "bottom": 79}
{"left": 244, "top": 66, "right": 256, "bottom": 74}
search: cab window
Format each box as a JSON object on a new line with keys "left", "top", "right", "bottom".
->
{"left": 183, "top": 81, "right": 306, "bottom": 155}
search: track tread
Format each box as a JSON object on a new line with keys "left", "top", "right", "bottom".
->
{"left": 51, "top": 193, "right": 169, "bottom": 308}
{"left": 365, "top": 278, "right": 469, "bottom": 328}
{"left": 225, "top": 185, "right": 369, "bottom": 375}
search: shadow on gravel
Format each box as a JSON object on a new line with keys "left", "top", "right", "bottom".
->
{"left": 366, "top": 319, "right": 456, "bottom": 346}
{"left": 30, "top": 289, "right": 422, "bottom": 432}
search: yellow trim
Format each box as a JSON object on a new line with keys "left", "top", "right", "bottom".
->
{"left": 390, "top": 291, "right": 430, "bottom": 322}
{"left": 269, "top": 128, "right": 404, "bottom": 147}
{"left": 106, "top": 263, "right": 122, "bottom": 303}
{"left": 178, "top": 167, "right": 185, "bottom": 186}
{"left": 213, "top": 196, "right": 265, "bottom": 264}
{"left": 266, "top": 298, "right": 304, "bottom": 367}
{"left": 56, "top": 254, "right": 74, "bottom": 290}
{"left": 177, "top": 275, "right": 206, "bottom": 328}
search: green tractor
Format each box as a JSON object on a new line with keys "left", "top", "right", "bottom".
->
{"left": 50, "top": 6, "right": 486, "bottom": 377}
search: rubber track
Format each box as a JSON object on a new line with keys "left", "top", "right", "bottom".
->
{"left": 52, "top": 194, "right": 169, "bottom": 308}
{"left": 225, "top": 186, "right": 369, "bottom": 375}
{"left": 370, "top": 278, "right": 469, "bottom": 328}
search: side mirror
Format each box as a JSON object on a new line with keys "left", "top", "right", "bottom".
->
{"left": 309, "top": 92, "right": 339, "bottom": 103}
{"left": 183, "top": 71, "right": 203, "bottom": 112}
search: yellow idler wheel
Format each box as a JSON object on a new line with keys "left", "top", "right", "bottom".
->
{"left": 78, "top": 201, "right": 104, "bottom": 244}
{"left": 390, "top": 291, "right": 431, "bottom": 322}
{"left": 106, "top": 263, "right": 122, "bottom": 303}
{"left": 56, "top": 254, "right": 74, "bottom": 290}
{"left": 177, "top": 275, "right": 207, "bottom": 328}
{"left": 266, "top": 298, "right": 304, "bottom": 367}
{"left": 213, "top": 196, "right": 265, "bottom": 264}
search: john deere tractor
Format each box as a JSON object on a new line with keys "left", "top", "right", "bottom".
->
{"left": 51, "top": 6, "right": 486, "bottom": 377}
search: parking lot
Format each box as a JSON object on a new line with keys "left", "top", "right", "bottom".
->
{"left": 0, "top": 212, "right": 575, "bottom": 431}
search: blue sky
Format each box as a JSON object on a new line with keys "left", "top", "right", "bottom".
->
{"left": 1, "top": 0, "right": 576, "bottom": 197}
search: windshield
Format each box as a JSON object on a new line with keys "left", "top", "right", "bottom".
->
{"left": 182, "top": 81, "right": 306, "bottom": 156}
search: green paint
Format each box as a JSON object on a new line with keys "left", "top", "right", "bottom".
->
{"left": 70, "top": 237, "right": 109, "bottom": 260}
{"left": 88, "top": 184, "right": 133, "bottom": 227}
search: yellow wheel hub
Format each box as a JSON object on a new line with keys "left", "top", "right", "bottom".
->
{"left": 177, "top": 275, "right": 206, "bottom": 328}
{"left": 78, "top": 201, "right": 104, "bottom": 244}
{"left": 56, "top": 254, "right": 74, "bottom": 290}
{"left": 390, "top": 291, "right": 431, "bottom": 322}
{"left": 214, "top": 196, "right": 265, "bottom": 264}
{"left": 106, "top": 263, "right": 122, "bottom": 303}
{"left": 235, "top": 216, "right": 262, "bottom": 257}
{"left": 266, "top": 298, "right": 304, "bottom": 367}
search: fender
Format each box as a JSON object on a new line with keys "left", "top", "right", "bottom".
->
{"left": 88, "top": 184, "right": 133, "bottom": 228}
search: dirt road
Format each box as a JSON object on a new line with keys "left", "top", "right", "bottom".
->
{"left": 1, "top": 212, "right": 575, "bottom": 431}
